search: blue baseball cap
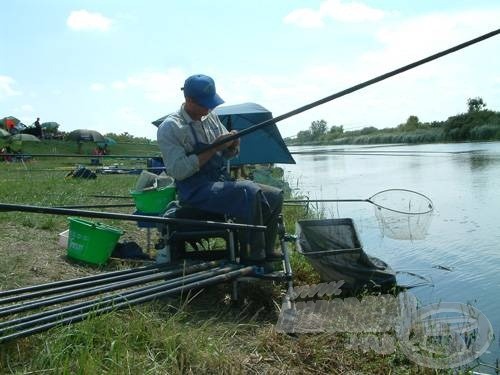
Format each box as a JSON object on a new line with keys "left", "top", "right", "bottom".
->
{"left": 182, "top": 74, "right": 224, "bottom": 109}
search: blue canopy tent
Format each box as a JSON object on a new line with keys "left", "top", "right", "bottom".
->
{"left": 152, "top": 102, "right": 295, "bottom": 166}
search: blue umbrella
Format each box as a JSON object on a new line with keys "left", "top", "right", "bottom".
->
{"left": 214, "top": 103, "right": 295, "bottom": 166}
{"left": 152, "top": 102, "right": 295, "bottom": 166}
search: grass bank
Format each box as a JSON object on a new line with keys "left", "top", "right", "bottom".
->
{"left": 0, "top": 141, "right": 452, "bottom": 374}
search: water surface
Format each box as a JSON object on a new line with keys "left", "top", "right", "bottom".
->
{"left": 281, "top": 142, "right": 500, "bottom": 369}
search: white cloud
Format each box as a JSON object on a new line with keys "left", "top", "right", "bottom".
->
{"left": 284, "top": 0, "right": 385, "bottom": 28}
{"left": 116, "top": 107, "right": 145, "bottom": 124}
{"left": 111, "top": 81, "right": 127, "bottom": 90}
{"left": 77, "top": 7, "right": 500, "bottom": 140}
{"left": 67, "top": 10, "right": 113, "bottom": 31}
{"left": 20, "top": 104, "right": 34, "bottom": 112}
{"left": 277, "top": 7, "right": 500, "bottom": 136}
{"left": 283, "top": 8, "right": 324, "bottom": 28}
{"left": 111, "top": 106, "right": 150, "bottom": 135}
{"left": 109, "top": 68, "right": 186, "bottom": 103}
{"left": 321, "top": 0, "right": 385, "bottom": 22}
{"left": 0, "top": 76, "right": 21, "bottom": 99}
{"left": 359, "top": 10, "right": 500, "bottom": 78}
{"left": 90, "top": 83, "right": 106, "bottom": 92}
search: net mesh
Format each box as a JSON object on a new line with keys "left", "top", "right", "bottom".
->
{"left": 370, "top": 189, "right": 434, "bottom": 240}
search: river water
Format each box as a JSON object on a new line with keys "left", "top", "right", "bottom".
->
{"left": 281, "top": 142, "right": 500, "bottom": 370}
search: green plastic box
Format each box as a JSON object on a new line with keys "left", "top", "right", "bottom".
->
{"left": 67, "top": 217, "right": 123, "bottom": 265}
{"left": 130, "top": 186, "right": 176, "bottom": 214}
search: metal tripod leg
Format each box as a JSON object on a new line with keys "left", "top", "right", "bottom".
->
{"left": 228, "top": 229, "right": 238, "bottom": 302}
{"left": 278, "top": 215, "right": 294, "bottom": 310}
{"left": 156, "top": 224, "right": 171, "bottom": 264}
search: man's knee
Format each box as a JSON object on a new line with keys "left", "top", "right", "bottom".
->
{"left": 259, "top": 184, "right": 284, "bottom": 211}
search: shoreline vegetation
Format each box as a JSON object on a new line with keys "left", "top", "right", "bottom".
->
{"left": 285, "top": 97, "right": 500, "bottom": 146}
{"left": 0, "top": 142, "right": 467, "bottom": 373}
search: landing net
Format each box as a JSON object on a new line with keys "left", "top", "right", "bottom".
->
{"left": 369, "top": 189, "right": 434, "bottom": 240}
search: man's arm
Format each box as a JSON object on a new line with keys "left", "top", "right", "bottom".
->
{"left": 158, "top": 116, "right": 240, "bottom": 180}
{"left": 157, "top": 121, "right": 199, "bottom": 181}
{"left": 198, "top": 130, "right": 239, "bottom": 164}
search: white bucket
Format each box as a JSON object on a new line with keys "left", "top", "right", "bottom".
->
{"left": 58, "top": 229, "right": 69, "bottom": 248}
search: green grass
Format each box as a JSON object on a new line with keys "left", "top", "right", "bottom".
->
{"left": 0, "top": 141, "right": 453, "bottom": 374}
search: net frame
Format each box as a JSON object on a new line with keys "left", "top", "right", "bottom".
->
{"left": 369, "top": 189, "right": 434, "bottom": 240}
{"left": 368, "top": 189, "right": 434, "bottom": 215}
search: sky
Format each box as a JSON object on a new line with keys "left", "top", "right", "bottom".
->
{"left": 1, "top": 0, "right": 499, "bottom": 140}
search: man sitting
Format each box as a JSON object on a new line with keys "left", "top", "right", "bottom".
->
{"left": 157, "top": 74, "right": 283, "bottom": 265}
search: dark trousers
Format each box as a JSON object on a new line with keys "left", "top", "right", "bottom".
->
{"left": 240, "top": 183, "right": 283, "bottom": 261}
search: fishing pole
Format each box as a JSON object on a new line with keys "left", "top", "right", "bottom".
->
{"left": 0, "top": 261, "right": 175, "bottom": 298}
{"left": 0, "top": 264, "right": 237, "bottom": 335}
{"left": 54, "top": 203, "right": 136, "bottom": 209}
{"left": 0, "top": 261, "right": 225, "bottom": 317}
{"left": 192, "top": 27, "right": 500, "bottom": 155}
{"left": 0, "top": 266, "right": 254, "bottom": 343}
{"left": 88, "top": 188, "right": 435, "bottom": 216}
{"left": 290, "top": 152, "right": 443, "bottom": 157}
{"left": 0, "top": 264, "right": 181, "bottom": 305}
{"left": 1, "top": 167, "right": 164, "bottom": 173}
{"left": 89, "top": 194, "right": 132, "bottom": 199}
{"left": 2, "top": 153, "right": 159, "bottom": 159}
{"left": 0, "top": 203, "right": 265, "bottom": 231}
{"left": 289, "top": 149, "right": 482, "bottom": 155}
{"left": 0, "top": 262, "right": 222, "bottom": 329}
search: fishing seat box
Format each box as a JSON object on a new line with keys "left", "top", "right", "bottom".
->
{"left": 161, "top": 204, "right": 233, "bottom": 262}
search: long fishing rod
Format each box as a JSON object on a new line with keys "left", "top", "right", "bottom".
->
{"left": 0, "top": 262, "right": 222, "bottom": 329}
{"left": 0, "top": 261, "right": 224, "bottom": 317}
{"left": 289, "top": 149, "right": 482, "bottom": 155}
{"left": 0, "top": 266, "right": 164, "bottom": 302}
{"left": 0, "top": 266, "right": 254, "bottom": 343}
{"left": 1, "top": 167, "right": 165, "bottom": 173}
{"left": 0, "top": 261, "right": 206, "bottom": 305}
{"left": 89, "top": 188, "right": 435, "bottom": 214}
{"left": 2, "top": 153, "right": 159, "bottom": 159}
{"left": 0, "top": 261, "right": 180, "bottom": 298}
{"left": 0, "top": 265, "right": 238, "bottom": 336}
{"left": 192, "top": 28, "right": 500, "bottom": 155}
{"left": 89, "top": 194, "right": 132, "bottom": 199}
{"left": 54, "top": 203, "right": 136, "bottom": 209}
{"left": 2, "top": 147, "right": 479, "bottom": 161}
{"left": 0, "top": 203, "right": 265, "bottom": 231}
{"left": 290, "top": 152, "right": 443, "bottom": 157}
{"left": 0, "top": 264, "right": 235, "bottom": 333}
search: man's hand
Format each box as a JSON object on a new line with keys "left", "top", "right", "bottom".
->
{"left": 214, "top": 130, "right": 239, "bottom": 152}
{"left": 197, "top": 130, "right": 240, "bottom": 167}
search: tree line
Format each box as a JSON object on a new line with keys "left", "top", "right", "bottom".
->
{"left": 285, "top": 97, "right": 500, "bottom": 145}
